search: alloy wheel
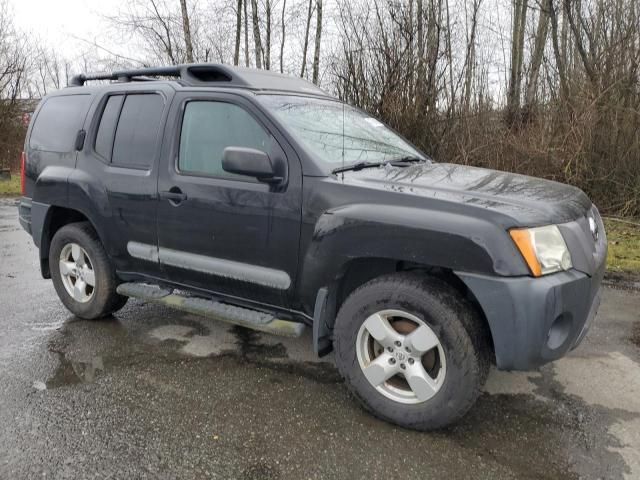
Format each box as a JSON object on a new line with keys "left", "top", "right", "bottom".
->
{"left": 59, "top": 243, "right": 96, "bottom": 303}
{"left": 356, "top": 309, "right": 446, "bottom": 404}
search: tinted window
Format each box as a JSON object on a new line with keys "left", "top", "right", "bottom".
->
{"left": 30, "top": 95, "right": 92, "bottom": 153}
{"left": 112, "top": 94, "right": 164, "bottom": 168}
{"left": 95, "top": 95, "right": 124, "bottom": 160}
{"left": 178, "top": 101, "right": 270, "bottom": 179}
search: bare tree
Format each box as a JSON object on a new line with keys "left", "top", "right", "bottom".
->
{"left": 524, "top": 1, "right": 549, "bottom": 108}
{"left": 179, "top": 0, "right": 194, "bottom": 62}
{"left": 244, "top": 0, "right": 250, "bottom": 66}
{"left": 279, "top": 0, "right": 287, "bottom": 73}
{"left": 547, "top": 0, "right": 569, "bottom": 99}
{"left": 507, "top": 0, "right": 528, "bottom": 120}
{"left": 265, "top": 0, "right": 272, "bottom": 70}
{"left": 0, "top": 0, "right": 638, "bottom": 216}
{"left": 300, "top": 0, "right": 314, "bottom": 77}
{"left": 250, "top": 0, "right": 263, "bottom": 68}
{"left": 463, "top": 0, "right": 481, "bottom": 112}
{"left": 311, "top": 0, "right": 322, "bottom": 84}
{"left": 0, "top": 0, "right": 29, "bottom": 171}
{"left": 234, "top": 0, "right": 242, "bottom": 66}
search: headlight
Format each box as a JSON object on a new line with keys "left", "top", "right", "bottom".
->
{"left": 509, "top": 225, "right": 572, "bottom": 276}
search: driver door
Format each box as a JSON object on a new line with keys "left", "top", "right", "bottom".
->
{"left": 155, "top": 92, "right": 302, "bottom": 308}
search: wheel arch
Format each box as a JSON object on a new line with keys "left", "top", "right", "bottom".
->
{"left": 37, "top": 205, "right": 105, "bottom": 279}
{"left": 312, "top": 257, "right": 496, "bottom": 362}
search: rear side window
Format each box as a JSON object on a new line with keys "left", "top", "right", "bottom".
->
{"left": 30, "top": 95, "right": 91, "bottom": 153}
{"left": 95, "top": 95, "right": 124, "bottom": 160}
{"left": 94, "top": 93, "right": 164, "bottom": 169}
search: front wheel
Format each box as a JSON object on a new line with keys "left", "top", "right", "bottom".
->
{"left": 49, "top": 222, "right": 127, "bottom": 319}
{"left": 333, "top": 273, "right": 490, "bottom": 430}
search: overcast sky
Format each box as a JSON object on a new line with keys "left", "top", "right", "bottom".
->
{"left": 9, "top": 0, "right": 119, "bottom": 59}
{"left": 7, "top": 0, "right": 511, "bottom": 97}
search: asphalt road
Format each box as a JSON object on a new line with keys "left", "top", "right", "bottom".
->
{"left": 1, "top": 197, "right": 639, "bottom": 480}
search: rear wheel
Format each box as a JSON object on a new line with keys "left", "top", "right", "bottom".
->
{"left": 334, "top": 272, "right": 490, "bottom": 430}
{"left": 50, "top": 222, "right": 127, "bottom": 319}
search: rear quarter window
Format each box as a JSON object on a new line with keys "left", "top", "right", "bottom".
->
{"left": 29, "top": 95, "right": 92, "bottom": 153}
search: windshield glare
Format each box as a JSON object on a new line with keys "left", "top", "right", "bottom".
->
{"left": 258, "top": 94, "right": 424, "bottom": 169}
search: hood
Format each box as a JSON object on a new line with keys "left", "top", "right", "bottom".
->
{"left": 342, "top": 162, "right": 592, "bottom": 226}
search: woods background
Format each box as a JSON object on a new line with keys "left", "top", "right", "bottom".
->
{"left": 1, "top": 0, "right": 639, "bottom": 216}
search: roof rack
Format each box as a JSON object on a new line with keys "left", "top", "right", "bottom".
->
{"left": 67, "top": 63, "right": 329, "bottom": 96}
{"left": 68, "top": 64, "right": 239, "bottom": 87}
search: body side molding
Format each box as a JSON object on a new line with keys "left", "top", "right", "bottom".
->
{"left": 127, "top": 241, "right": 291, "bottom": 290}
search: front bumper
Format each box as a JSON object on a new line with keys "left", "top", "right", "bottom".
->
{"left": 457, "top": 259, "right": 605, "bottom": 371}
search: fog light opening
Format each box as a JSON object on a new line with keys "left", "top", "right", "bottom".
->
{"left": 547, "top": 314, "right": 573, "bottom": 350}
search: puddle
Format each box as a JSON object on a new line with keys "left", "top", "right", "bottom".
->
{"left": 150, "top": 324, "right": 197, "bottom": 341}
{"left": 232, "top": 325, "right": 288, "bottom": 359}
{"left": 32, "top": 311, "right": 636, "bottom": 479}
{"left": 45, "top": 351, "right": 105, "bottom": 389}
{"left": 228, "top": 325, "right": 342, "bottom": 384}
{"left": 147, "top": 318, "right": 342, "bottom": 384}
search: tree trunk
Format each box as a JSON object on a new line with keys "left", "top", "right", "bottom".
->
{"left": 265, "top": 0, "right": 272, "bottom": 69}
{"left": 445, "top": 0, "right": 455, "bottom": 114}
{"left": 563, "top": 0, "right": 597, "bottom": 86}
{"left": 548, "top": 0, "right": 569, "bottom": 100}
{"left": 179, "top": 0, "right": 194, "bottom": 62}
{"left": 244, "top": 0, "right": 250, "bottom": 66}
{"left": 300, "top": 0, "right": 313, "bottom": 77}
{"left": 234, "top": 0, "right": 242, "bottom": 65}
{"left": 524, "top": 2, "right": 549, "bottom": 107}
{"left": 507, "top": 0, "right": 528, "bottom": 119}
{"left": 250, "top": 0, "right": 263, "bottom": 68}
{"left": 464, "top": 0, "right": 481, "bottom": 112}
{"left": 416, "top": 0, "right": 425, "bottom": 105}
{"left": 311, "top": 0, "right": 323, "bottom": 84}
{"left": 279, "top": 0, "right": 287, "bottom": 73}
{"left": 425, "top": 0, "right": 442, "bottom": 114}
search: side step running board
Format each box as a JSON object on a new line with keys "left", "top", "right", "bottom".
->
{"left": 116, "top": 283, "right": 305, "bottom": 338}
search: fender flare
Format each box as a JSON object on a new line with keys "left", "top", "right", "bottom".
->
{"left": 297, "top": 204, "right": 529, "bottom": 313}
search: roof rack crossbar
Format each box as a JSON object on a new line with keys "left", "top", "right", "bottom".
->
{"left": 69, "top": 66, "right": 183, "bottom": 87}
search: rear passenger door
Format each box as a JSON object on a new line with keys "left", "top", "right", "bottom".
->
{"left": 155, "top": 91, "right": 303, "bottom": 308}
{"left": 72, "top": 85, "right": 174, "bottom": 278}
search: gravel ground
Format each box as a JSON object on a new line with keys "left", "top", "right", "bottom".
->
{"left": 1, "top": 197, "right": 639, "bottom": 480}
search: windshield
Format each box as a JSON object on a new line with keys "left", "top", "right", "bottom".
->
{"left": 257, "top": 94, "right": 425, "bottom": 170}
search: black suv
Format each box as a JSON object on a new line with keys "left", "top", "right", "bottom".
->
{"left": 18, "top": 64, "right": 607, "bottom": 430}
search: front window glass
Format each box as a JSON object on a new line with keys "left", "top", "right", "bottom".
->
{"left": 178, "top": 101, "right": 270, "bottom": 181}
{"left": 258, "top": 94, "right": 424, "bottom": 169}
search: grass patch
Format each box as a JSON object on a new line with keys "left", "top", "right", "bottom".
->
{"left": 0, "top": 175, "right": 20, "bottom": 196}
{"left": 604, "top": 218, "right": 640, "bottom": 274}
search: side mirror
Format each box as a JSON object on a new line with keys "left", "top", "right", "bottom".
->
{"left": 222, "top": 147, "right": 281, "bottom": 183}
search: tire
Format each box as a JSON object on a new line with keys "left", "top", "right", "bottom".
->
{"left": 333, "top": 272, "right": 490, "bottom": 430}
{"left": 49, "top": 222, "right": 128, "bottom": 319}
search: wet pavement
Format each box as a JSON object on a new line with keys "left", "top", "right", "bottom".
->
{"left": 1, "top": 197, "right": 639, "bottom": 479}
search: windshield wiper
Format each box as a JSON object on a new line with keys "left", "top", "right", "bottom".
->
{"left": 385, "top": 155, "right": 428, "bottom": 165}
{"left": 331, "top": 161, "right": 383, "bottom": 174}
{"left": 331, "top": 156, "right": 428, "bottom": 175}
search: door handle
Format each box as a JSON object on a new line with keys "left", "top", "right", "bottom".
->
{"left": 159, "top": 188, "right": 187, "bottom": 205}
